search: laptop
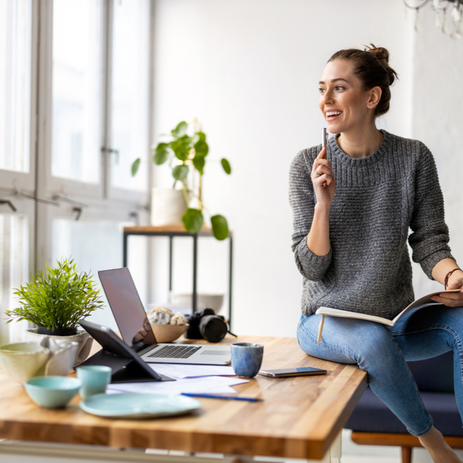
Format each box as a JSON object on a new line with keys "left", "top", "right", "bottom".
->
{"left": 98, "top": 267, "right": 231, "bottom": 366}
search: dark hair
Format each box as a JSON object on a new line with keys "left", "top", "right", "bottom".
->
{"left": 328, "top": 44, "right": 398, "bottom": 116}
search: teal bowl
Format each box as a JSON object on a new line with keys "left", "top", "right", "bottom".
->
{"left": 25, "top": 376, "right": 82, "bottom": 408}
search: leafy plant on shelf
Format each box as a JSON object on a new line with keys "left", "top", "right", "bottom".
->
{"left": 5, "top": 258, "right": 104, "bottom": 335}
{"left": 131, "top": 120, "right": 232, "bottom": 240}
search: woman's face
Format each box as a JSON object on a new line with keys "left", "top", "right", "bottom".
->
{"left": 318, "top": 59, "right": 376, "bottom": 134}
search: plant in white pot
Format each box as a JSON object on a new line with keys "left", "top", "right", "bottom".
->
{"left": 132, "top": 120, "right": 232, "bottom": 240}
{"left": 5, "top": 258, "right": 104, "bottom": 365}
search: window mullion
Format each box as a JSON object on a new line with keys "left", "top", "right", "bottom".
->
{"left": 102, "top": 0, "right": 113, "bottom": 199}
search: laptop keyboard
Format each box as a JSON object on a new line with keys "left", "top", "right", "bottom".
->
{"left": 148, "top": 345, "right": 201, "bottom": 359}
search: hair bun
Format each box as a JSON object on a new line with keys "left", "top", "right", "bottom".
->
{"left": 364, "top": 44, "right": 397, "bottom": 86}
{"left": 365, "top": 44, "right": 389, "bottom": 63}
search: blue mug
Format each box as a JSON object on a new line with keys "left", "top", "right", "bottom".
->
{"left": 76, "top": 365, "right": 112, "bottom": 399}
{"left": 231, "top": 343, "right": 264, "bottom": 378}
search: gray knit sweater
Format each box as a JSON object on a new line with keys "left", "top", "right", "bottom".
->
{"left": 289, "top": 130, "right": 454, "bottom": 319}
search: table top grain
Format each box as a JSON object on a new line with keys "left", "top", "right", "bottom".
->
{"left": 0, "top": 336, "right": 367, "bottom": 460}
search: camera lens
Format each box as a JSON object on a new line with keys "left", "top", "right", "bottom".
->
{"left": 199, "top": 315, "right": 228, "bottom": 343}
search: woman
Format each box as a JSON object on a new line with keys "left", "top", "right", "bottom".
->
{"left": 289, "top": 45, "right": 463, "bottom": 463}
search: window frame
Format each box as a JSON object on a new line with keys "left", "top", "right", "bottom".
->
{"left": 0, "top": 0, "right": 154, "bottom": 343}
{"left": 103, "top": 0, "right": 151, "bottom": 204}
{"left": 38, "top": 0, "right": 105, "bottom": 199}
{"left": 0, "top": 0, "right": 38, "bottom": 194}
{"left": 35, "top": 0, "right": 153, "bottom": 269}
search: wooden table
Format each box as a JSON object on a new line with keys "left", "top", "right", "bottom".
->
{"left": 0, "top": 336, "right": 367, "bottom": 462}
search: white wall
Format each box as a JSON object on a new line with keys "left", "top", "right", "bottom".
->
{"left": 409, "top": 6, "right": 463, "bottom": 296}
{"left": 150, "top": 0, "right": 416, "bottom": 337}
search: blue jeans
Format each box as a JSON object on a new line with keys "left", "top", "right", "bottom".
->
{"left": 297, "top": 304, "right": 463, "bottom": 436}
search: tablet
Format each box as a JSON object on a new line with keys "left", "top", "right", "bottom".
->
{"left": 79, "top": 320, "right": 174, "bottom": 382}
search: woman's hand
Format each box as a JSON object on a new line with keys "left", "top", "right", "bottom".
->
{"left": 311, "top": 147, "right": 335, "bottom": 206}
{"left": 431, "top": 270, "right": 463, "bottom": 307}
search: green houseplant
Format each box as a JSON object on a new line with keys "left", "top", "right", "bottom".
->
{"left": 131, "top": 120, "right": 232, "bottom": 240}
{"left": 6, "top": 258, "right": 104, "bottom": 336}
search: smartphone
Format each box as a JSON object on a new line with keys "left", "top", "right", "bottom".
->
{"left": 258, "top": 367, "right": 327, "bottom": 378}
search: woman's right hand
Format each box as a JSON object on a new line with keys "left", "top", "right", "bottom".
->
{"left": 311, "top": 147, "right": 335, "bottom": 206}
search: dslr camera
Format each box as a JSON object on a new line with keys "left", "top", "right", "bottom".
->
{"left": 185, "top": 308, "right": 230, "bottom": 343}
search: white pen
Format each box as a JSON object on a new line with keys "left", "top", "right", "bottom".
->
{"left": 322, "top": 128, "right": 328, "bottom": 156}
{"left": 322, "top": 128, "right": 328, "bottom": 186}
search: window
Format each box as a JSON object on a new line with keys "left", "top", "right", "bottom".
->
{"left": 0, "top": 213, "right": 29, "bottom": 344}
{"left": 0, "top": 0, "right": 32, "bottom": 174}
{"left": 0, "top": 0, "right": 153, "bottom": 342}
{"left": 51, "top": 0, "right": 103, "bottom": 185}
{"left": 0, "top": 0, "right": 36, "bottom": 192}
{"left": 0, "top": 0, "right": 36, "bottom": 344}
{"left": 108, "top": 0, "right": 150, "bottom": 197}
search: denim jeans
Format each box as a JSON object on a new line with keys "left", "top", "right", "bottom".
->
{"left": 297, "top": 304, "right": 463, "bottom": 436}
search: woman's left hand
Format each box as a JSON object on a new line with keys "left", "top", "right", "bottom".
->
{"left": 431, "top": 270, "right": 463, "bottom": 307}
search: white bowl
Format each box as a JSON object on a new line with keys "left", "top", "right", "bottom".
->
{"left": 169, "top": 293, "right": 224, "bottom": 313}
{"left": 0, "top": 342, "right": 50, "bottom": 384}
{"left": 150, "top": 324, "right": 189, "bottom": 343}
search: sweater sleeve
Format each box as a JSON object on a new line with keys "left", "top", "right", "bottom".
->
{"left": 289, "top": 149, "right": 332, "bottom": 281}
{"left": 408, "top": 143, "right": 454, "bottom": 279}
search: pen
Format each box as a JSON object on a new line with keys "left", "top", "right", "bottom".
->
{"left": 321, "top": 128, "right": 328, "bottom": 187}
{"left": 181, "top": 393, "right": 263, "bottom": 402}
{"left": 322, "top": 127, "right": 328, "bottom": 155}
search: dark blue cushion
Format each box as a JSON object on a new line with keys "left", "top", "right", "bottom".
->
{"left": 408, "top": 351, "right": 454, "bottom": 393}
{"left": 345, "top": 387, "right": 463, "bottom": 436}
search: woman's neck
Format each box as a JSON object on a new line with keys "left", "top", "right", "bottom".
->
{"left": 337, "top": 126, "right": 384, "bottom": 159}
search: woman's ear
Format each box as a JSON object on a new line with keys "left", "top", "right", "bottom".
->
{"left": 367, "top": 86, "right": 382, "bottom": 110}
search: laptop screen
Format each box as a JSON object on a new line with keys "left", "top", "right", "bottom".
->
{"left": 98, "top": 268, "right": 157, "bottom": 350}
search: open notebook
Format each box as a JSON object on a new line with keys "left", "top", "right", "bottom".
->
{"left": 315, "top": 290, "right": 460, "bottom": 344}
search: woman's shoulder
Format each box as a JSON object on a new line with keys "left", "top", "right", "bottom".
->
{"left": 384, "top": 132, "right": 440, "bottom": 182}
{"left": 386, "top": 131, "right": 433, "bottom": 158}
{"left": 290, "top": 144, "right": 321, "bottom": 171}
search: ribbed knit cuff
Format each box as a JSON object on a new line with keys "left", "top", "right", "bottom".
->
{"left": 294, "top": 239, "right": 332, "bottom": 281}
{"left": 419, "top": 250, "right": 455, "bottom": 280}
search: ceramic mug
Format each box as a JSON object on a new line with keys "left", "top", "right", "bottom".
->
{"left": 231, "top": 342, "right": 264, "bottom": 378}
{"left": 76, "top": 365, "right": 112, "bottom": 399}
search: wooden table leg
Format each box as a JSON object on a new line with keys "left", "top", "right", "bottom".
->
{"left": 306, "top": 450, "right": 331, "bottom": 462}
{"left": 330, "top": 430, "right": 342, "bottom": 462}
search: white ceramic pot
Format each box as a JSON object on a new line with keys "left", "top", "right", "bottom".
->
{"left": 39, "top": 337, "right": 80, "bottom": 376}
{"left": 151, "top": 187, "right": 187, "bottom": 227}
{"left": 26, "top": 329, "right": 93, "bottom": 366}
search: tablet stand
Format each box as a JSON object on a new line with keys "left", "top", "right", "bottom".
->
{"left": 77, "top": 320, "right": 174, "bottom": 383}
{"left": 78, "top": 349, "right": 174, "bottom": 383}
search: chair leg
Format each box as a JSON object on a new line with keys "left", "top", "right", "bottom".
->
{"left": 401, "top": 446, "right": 412, "bottom": 463}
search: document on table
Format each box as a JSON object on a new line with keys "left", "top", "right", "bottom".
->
{"left": 107, "top": 376, "right": 248, "bottom": 395}
{"left": 148, "top": 363, "right": 236, "bottom": 379}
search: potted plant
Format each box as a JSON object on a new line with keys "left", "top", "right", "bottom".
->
{"left": 5, "top": 258, "right": 104, "bottom": 364}
{"left": 132, "top": 120, "right": 232, "bottom": 240}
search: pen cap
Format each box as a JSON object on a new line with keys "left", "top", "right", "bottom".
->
{"left": 322, "top": 128, "right": 328, "bottom": 147}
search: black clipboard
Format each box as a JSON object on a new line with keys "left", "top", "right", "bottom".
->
{"left": 78, "top": 320, "right": 174, "bottom": 383}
